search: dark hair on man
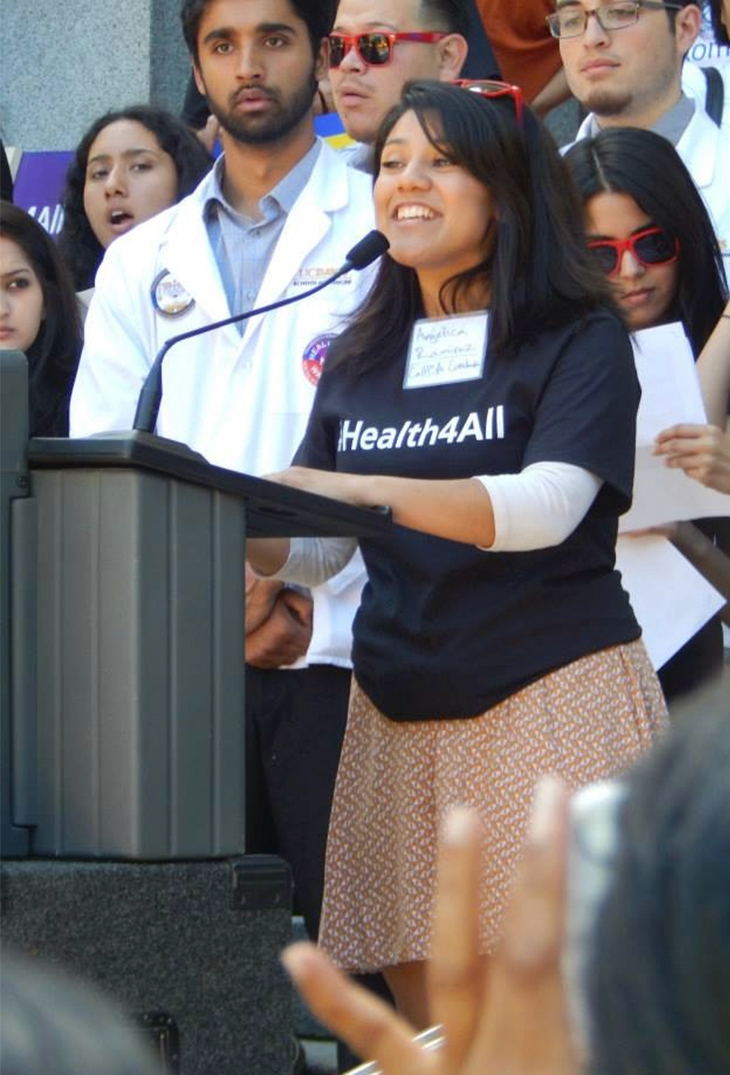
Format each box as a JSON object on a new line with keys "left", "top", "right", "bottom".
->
{"left": 588, "top": 695, "right": 730, "bottom": 1075}
{"left": 708, "top": 0, "right": 730, "bottom": 45}
{"left": 565, "top": 126, "right": 728, "bottom": 356}
{"left": 328, "top": 80, "right": 618, "bottom": 376}
{"left": 181, "top": 0, "right": 337, "bottom": 61}
{"left": 420, "top": 0, "right": 471, "bottom": 38}
{"left": 57, "top": 105, "right": 212, "bottom": 292}
{"left": 0, "top": 201, "right": 83, "bottom": 437}
{"left": 663, "top": 0, "right": 700, "bottom": 32}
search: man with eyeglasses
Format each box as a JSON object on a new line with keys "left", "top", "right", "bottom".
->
{"left": 328, "top": 0, "right": 470, "bottom": 158}
{"left": 553, "top": 0, "right": 729, "bottom": 260}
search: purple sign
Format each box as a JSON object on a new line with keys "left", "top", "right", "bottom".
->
{"left": 13, "top": 151, "right": 74, "bottom": 236}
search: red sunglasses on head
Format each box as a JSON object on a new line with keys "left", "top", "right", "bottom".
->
{"left": 588, "top": 225, "right": 679, "bottom": 276}
{"left": 328, "top": 31, "right": 447, "bottom": 68}
{"left": 450, "top": 78, "right": 525, "bottom": 128}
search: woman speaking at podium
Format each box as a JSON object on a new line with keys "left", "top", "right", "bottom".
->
{"left": 246, "top": 80, "right": 667, "bottom": 1025}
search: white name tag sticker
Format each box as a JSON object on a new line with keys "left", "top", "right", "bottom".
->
{"left": 404, "top": 312, "right": 488, "bottom": 389}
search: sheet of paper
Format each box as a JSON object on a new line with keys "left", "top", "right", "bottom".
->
{"left": 616, "top": 534, "right": 724, "bottom": 669}
{"left": 632, "top": 322, "right": 706, "bottom": 445}
{"left": 620, "top": 323, "right": 730, "bottom": 531}
{"left": 621, "top": 448, "right": 730, "bottom": 530}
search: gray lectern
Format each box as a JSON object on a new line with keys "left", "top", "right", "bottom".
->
{"left": 0, "top": 351, "right": 390, "bottom": 1074}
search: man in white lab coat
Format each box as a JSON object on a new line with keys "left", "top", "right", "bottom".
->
{"left": 71, "top": 0, "right": 377, "bottom": 942}
{"left": 553, "top": 0, "right": 729, "bottom": 261}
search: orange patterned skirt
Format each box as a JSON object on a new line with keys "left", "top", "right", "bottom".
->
{"left": 319, "top": 638, "right": 667, "bottom": 972}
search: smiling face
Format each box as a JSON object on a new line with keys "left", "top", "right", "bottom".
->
{"left": 330, "top": 0, "right": 466, "bottom": 145}
{"left": 374, "top": 109, "right": 494, "bottom": 313}
{"left": 558, "top": 1, "right": 701, "bottom": 127}
{"left": 586, "top": 190, "right": 679, "bottom": 329}
{"left": 0, "top": 235, "right": 45, "bottom": 353}
{"left": 192, "top": 0, "right": 324, "bottom": 147}
{"left": 82, "top": 119, "right": 179, "bottom": 249}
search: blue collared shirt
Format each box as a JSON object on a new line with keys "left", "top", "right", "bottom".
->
{"left": 204, "top": 140, "right": 322, "bottom": 327}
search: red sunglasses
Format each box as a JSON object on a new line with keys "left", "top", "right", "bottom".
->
{"left": 450, "top": 78, "right": 525, "bottom": 128}
{"left": 588, "top": 225, "right": 679, "bottom": 276}
{"left": 328, "top": 32, "right": 447, "bottom": 68}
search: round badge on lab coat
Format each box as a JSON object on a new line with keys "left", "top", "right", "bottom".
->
{"left": 302, "top": 333, "right": 336, "bottom": 386}
{"left": 151, "top": 270, "right": 195, "bottom": 318}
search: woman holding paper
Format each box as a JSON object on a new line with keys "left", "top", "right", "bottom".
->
{"left": 566, "top": 127, "right": 729, "bottom": 699}
{"left": 655, "top": 296, "right": 730, "bottom": 494}
{"left": 564, "top": 128, "right": 729, "bottom": 489}
{"left": 247, "top": 81, "right": 667, "bottom": 1024}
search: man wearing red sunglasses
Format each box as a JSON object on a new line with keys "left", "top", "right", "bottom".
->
{"left": 329, "top": 0, "right": 469, "bottom": 152}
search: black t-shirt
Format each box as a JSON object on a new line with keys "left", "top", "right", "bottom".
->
{"left": 297, "top": 310, "right": 642, "bottom": 721}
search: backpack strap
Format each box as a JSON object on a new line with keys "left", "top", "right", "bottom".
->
{"left": 703, "top": 66, "right": 724, "bottom": 127}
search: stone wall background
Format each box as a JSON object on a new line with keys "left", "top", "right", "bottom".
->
{"left": 1, "top": 0, "right": 190, "bottom": 151}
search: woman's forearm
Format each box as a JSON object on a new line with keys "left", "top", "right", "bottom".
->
{"left": 697, "top": 300, "right": 730, "bottom": 429}
{"left": 269, "top": 467, "right": 497, "bottom": 546}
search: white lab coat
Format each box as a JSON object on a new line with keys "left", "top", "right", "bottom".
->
{"left": 571, "top": 103, "right": 730, "bottom": 264}
{"left": 71, "top": 139, "right": 378, "bottom": 667}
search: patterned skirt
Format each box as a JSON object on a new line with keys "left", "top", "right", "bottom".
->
{"left": 319, "top": 639, "right": 668, "bottom": 973}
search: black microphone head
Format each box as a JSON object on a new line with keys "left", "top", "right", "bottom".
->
{"left": 344, "top": 230, "right": 390, "bottom": 271}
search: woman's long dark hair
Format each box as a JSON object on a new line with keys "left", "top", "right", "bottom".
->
{"left": 328, "top": 80, "right": 618, "bottom": 376}
{"left": 57, "top": 105, "right": 212, "bottom": 291}
{"left": 1, "top": 201, "right": 82, "bottom": 436}
{"left": 565, "top": 127, "right": 728, "bottom": 355}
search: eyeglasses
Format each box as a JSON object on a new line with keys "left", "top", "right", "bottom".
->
{"left": 546, "top": 2, "right": 683, "bottom": 39}
{"left": 587, "top": 225, "right": 679, "bottom": 275}
{"left": 328, "top": 31, "right": 447, "bottom": 68}
{"left": 450, "top": 78, "right": 525, "bottom": 127}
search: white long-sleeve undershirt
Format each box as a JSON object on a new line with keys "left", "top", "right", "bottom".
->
{"left": 476, "top": 460, "right": 602, "bottom": 552}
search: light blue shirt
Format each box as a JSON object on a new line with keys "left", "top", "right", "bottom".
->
{"left": 204, "top": 140, "right": 321, "bottom": 326}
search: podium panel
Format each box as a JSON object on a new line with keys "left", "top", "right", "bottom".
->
{"left": 31, "top": 466, "right": 246, "bottom": 859}
{"left": 1, "top": 425, "right": 390, "bottom": 859}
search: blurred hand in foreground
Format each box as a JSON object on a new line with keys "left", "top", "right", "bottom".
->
{"left": 283, "top": 777, "right": 578, "bottom": 1075}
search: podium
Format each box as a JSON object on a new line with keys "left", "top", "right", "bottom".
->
{"left": 0, "top": 351, "right": 390, "bottom": 1073}
{"left": 21, "top": 430, "right": 387, "bottom": 859}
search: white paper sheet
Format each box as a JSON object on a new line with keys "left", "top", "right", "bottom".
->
{"left": 632, "top": 322, "right": 706, "bottom": 445}
{"left": 619, "top": 323, "right": 730, "bottom": 531}
{"left": 616, "top": 534, "right": 725, "bottom": 669}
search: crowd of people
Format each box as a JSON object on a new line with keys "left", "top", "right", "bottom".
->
{"left": 1, "top": 0, "right": 730, "bottom": 1072}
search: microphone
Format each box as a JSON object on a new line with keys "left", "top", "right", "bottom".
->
{"left": 133, "top": 230, "right": 389, "bottom": 433}
{"left": 340, "top": 229, "right": 390, "bottom": 270}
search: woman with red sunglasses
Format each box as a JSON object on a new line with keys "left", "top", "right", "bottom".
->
{"left": 248, "top": 81, "right": 667, "bottom": 1026}
{"left": 564, "top": 126, "right": 726, "bottom": 348}
{"left": 566, "top": 126, "right": 730, "bottom": 701}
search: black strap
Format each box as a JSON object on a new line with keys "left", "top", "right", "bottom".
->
{"left": 702, "top": 66, "right": 724, "bottom": 127}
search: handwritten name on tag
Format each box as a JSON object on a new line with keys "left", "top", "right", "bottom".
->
{"left": 404, "top": 312, "right": 488, "bottom": 389}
